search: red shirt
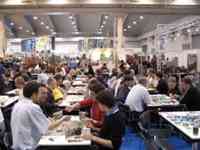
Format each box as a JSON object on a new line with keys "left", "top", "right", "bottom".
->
{"left": 79, "top": 99, "right": 104, "bottom": 127}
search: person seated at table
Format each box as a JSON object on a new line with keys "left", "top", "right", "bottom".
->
{"left": 180, "top": 76, "right": 200, "bottom": 111}
{"left": 47, "top": 77, "right": 64, "bottom": 103}
{"left": 116, "top": 75, "right": 135, "bottom": 103}
{"left": 146, "top": 68, "right": 158, "bottom": 88}
{"left": 11, "top": 81, "right": 69, "bottom": 150}
{"left": 168, "top": 76, "right": 181, "bottom": 98}
{"left": 125, "top": 77, "right": 152, "bottom": 113}
{"left": 156, "top": 72, "right": 169, "bottom": 95}
{"left": 81, "top": 89, "right": 126, "bottom": 150}
{"left": 54, "top": 74, "right": 66, "bottom": 91}
{"left": 14, "top": 75, "right": 25, "bottom": 97}
{"left": 65, "top": 79, "right": 106, "bottom": 129}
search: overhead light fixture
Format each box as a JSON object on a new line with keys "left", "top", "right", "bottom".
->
{"left": 52, "top": 32, "right": 57, "bottom": 35}
{"left": 69, "top": 15, "right": 73, "bottom": 19}
{"left": 139, "top": 16, "right": 144, "bottom": 20}
{"left": 75, "top": 32, "right": 79, "bottom": 34}
{"left": 72, "top": 21, "right": 76, "bottom": 25}
{"left": 97, "top": 31, "right": 102, "bottom": 34}
{"left": 32, "top": 32, "right": 35, "bottom": 35}
{"left": 133, "top": 21, "right": 137, "bottom": 25}
{"left": 46, "top": 26, "right": 50, "bottom": 29}
{"left": 10, "top": 22, "right": 15, "bottom": 26}
{"left": 104, "top": 15, "right": 109, "bottom": 20}
{"left": 26, "top": 30, "right": 30, "bottom": 33}
{"left": 40, "top": 22, "right": 44, "bottom": 25}
{"left": 18, "top": 26, "right": 23, "bottom": 30}
{"left": 128, "top": 25, "right": 132, "bottom": 29}
{"left": 33, "top": 16, "right": 38, "bottom": 20}
{"left": 103, "top": 21, "right": 106, "bottom": 25}
{"left": 187, "top": 29, "right": 191, "bottom": 33}
{"left": 50, "top": 29, "right": 54, "bottom": 32}
{"left": 101, "top": 25, "right": 104, "bottom": 28}
{"left": 124, "top": 29, "right": 127, "bottom": 31}
{"left": 195, "top": 28, "right": 200, "bottom": 32}
{"left": 176, "top": 32, "right": 181, "bottom": 37}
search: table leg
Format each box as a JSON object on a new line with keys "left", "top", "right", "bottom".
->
{"left": 192, "top": 142, "right": 199, "bottom": 150}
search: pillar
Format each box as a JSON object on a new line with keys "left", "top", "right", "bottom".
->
{"left": 0, "top": 15, "right": 7, "bottom": 57}
{"left": 113, "top": 14, "right": 126, "bottom": 69}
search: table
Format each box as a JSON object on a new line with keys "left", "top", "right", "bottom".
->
{"left": 0, "top": 96, "right": 19, "bottom": 108}
{"left": 38, "top": 116, "right": 91, "bottom": 149}
{"left": 59, "top": 95, "right": 84, "bottom": 107}
{"left": 159, "top": 111, "right": 200, "bottom": 150}
{"left": 148, "top": 94, "right": 179, "bottom": 109}
{"left": 67, "top": 87, "right": 87, "bottom": 95}
{"left": 72, "top": 81, "right": 87, "bottom": 87}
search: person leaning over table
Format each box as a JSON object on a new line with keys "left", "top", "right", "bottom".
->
{"left": 81, "top": 89, "right": 126, "bottom": 150}
{"left": 11, "top": 81, "right": 69, "bottom": 150}
{"left": 65, "top": 78, "right": 106, "bottom": 130}
{"left": 180, "top": 76, "right": 200, "bottom": 111}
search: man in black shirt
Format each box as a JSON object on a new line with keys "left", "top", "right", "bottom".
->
{"left": 82, "top": 89, "right": 126, "bottom": 150}
{"left": 180, "top": 76, "right": 200, "bottom": 111}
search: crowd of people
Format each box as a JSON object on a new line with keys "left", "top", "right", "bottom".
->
{"left": 0, "top": 53, "right": 200, "bottom": 150}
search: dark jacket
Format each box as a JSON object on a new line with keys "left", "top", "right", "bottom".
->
{"left": 97, "top": 108, "right": 125, "bottom": 150}
{"left": 180, "top": 86, "right": 200, "bottom": 111}
{"left": 117, "top": 85, "right": 130, "bottom": 103}
{"left": 157, "top": 79, "right": 169, "bottom": 95}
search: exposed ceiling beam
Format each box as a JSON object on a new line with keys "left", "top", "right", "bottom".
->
{"left": 48, "top": 15, "right": 57, "bottom": 33}
{"left": 4, "top": 16, "right": 17, "bottom": 38}
{"left": 24, "top": 15, "right": 37, "bottom": 35}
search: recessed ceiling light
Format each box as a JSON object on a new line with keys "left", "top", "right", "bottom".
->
{"left": 187, "top": 29, "right": 191, "bottom": 33}
{"left": 26, "top": 30, "right": 30, "bottom": 33}
{"left": 10, "top": 22, "right": 15, "bottom": 26}
{"left": 124, "top": 29, "right": 127, "bottom": 31}
{"left": 97, "top": 31, "right": 102, "bottom": 34}
{"left": 33, "top": 16, "right": 38, "bottom": 20}
{"left": 128, "top": 25, "right": 132, "bottom": 29}
{"left": 104, "top": 15, "right": 109, "bottom": 19}
{"left": 103, "top": 21, "right": 106, "bottom": 25}
{"left": 40, "top": 22, "right": 44, "bottom": 25}
{"left": 139, "top": 16, "right": 144, "bottom": 20}
{"left": 75, "top": 32, "right": 79, "bottom": 34}
{"left": 52, "top": 32, "right": 57, "bottom": 35}
{"left": 72, "top": 21, "right": 76, "bottom": 25}
{"left": 32, "top": 32, "right": 35, "bottom": 35}
{"left": 18, "top": 26, "right": 23, "bottom": 30}
{"left": 195, "top": 28, "right": 199, "bottom": 32}
{"left": 69, "top": 15, "right": 73, "bottom": 19}
{"left": 101, "top": 25, "right": 104, "bottom": 28}
{"left": 50, "top": 29, "right": 54, "bottom": 32}
{"left": 133, "top": 21, "right": 137, "bottom": 25}
{"left": 46, "top": 26, "right": 49, "bottom": 29}
{"left": 176, "top": 33, "right": 181, "bottom": 37}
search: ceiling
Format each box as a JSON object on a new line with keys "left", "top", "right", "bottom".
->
{"left": 4, "top": 13, "right": 190, "bottom": 39}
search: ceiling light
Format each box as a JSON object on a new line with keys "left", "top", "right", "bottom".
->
{"left": 33, "top": 16, "right": 38, "bottom": 20}
{"left": 52, "top": 32, "right": 57, "bottom": 35}
{"left": 139, "top": 16, "right": 144, "bottom": 20}
{"left": 103, "top": 21, "right": 106, "bottom": 25}
{"left": 104, "top": 15, "right": 109, "bottom": 20}
{"left": 10, "top": 22, "right": 15, "bottom": 26}
{"left": 26, "top": 30, "right": 30, "bottom": 33}
{"left": 32, "top": 32, "right": 35, "bottom": 35}
{"left": 72, "top": 21, "right": 76, "bottom": 25}
{"left": 133, "top": 21, "right": 137, "bottom": 25}
{"left": 128, "top": 25, "right": 132, "bottom": 29}
{"left": 195, "top": 28, "right": 200, "bottom": 32}
{"left": 97, "top": 31, "right": 102, "bottom": 34}
{"left": 69, "top": 15, "right": 73, "bottom": 19}
{"left": 176, "top": 32, "right": 181, "bottom": 37}
{"left": 46, "top": 26, "right": 49, "bottom": 29}
{"left": 50, "top": 29, "right": 54, "bottom": 32}
{"left": 187, "top": 29, "right": 191, "bottom": 33}
{"left": 18, "top": 26, "right": 23, "bottom": 30}
{"left": 40, "top": 22, "right": 44, "bottom": 25}
{"left": 124, "top": 29, "right": 127, "bottom": 31}
{"left": 75, "top": 32, "right": 79, "bottom": 34}
{"left": 101, "top": 25, "right": 104, "bottom": 28}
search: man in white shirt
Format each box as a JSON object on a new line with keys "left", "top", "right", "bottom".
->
{"left": 125, "top": 77, "right": 152, "bottom": 112}
{"left": 11, "top": 81, "right": 68, "bottom": 150}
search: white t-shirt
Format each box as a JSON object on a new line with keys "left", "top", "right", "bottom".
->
{"left": 37, "top": 73, "right": 49, "bottom": 85}
{"left": 125, "top": 84, "right": 152, "bottom": 112}
{"left": 11, "top": 98, "right": 49, "bottom": 150}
